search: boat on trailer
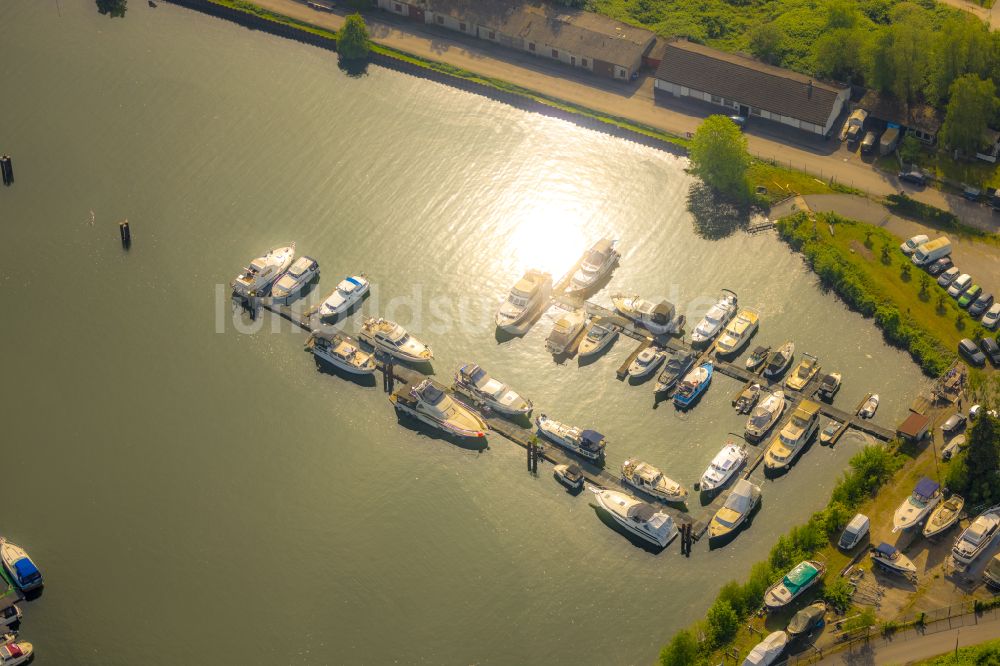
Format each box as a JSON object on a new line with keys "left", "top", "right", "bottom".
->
{"left": 764, "top": 560, "right": 825, "bottom": 609}
{"left": 870, "top": 542, "right": 917, "bottom": 579}
{"left": 922, "top": 495, "right": 964, "bottom": 538}
{"left": 892, "top": 477, "right": 941, "bottom": 533}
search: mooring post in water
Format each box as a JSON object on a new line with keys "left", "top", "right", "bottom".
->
{"left": 0, "top": 155, "right": 12, "bottom": 186}
{"left": 384, "top": 358, "right": 395, "bottom": 394}
{"left": 119, "top": 219, "right": 131, "bottom": 249}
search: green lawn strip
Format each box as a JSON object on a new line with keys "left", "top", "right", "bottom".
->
{"left": 913, "top": 637, "right": 1000, "bottom": 664}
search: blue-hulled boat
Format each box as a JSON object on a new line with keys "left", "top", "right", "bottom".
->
{"left": 673, "top": 361, "right": 713, "bottom": 408}
{"left": 0, "top": 540, "right": 43, "bottom": 593}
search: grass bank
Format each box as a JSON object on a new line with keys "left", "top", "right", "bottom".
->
{"left": 915, "top": 637, "right": 1000, "bottom": 665}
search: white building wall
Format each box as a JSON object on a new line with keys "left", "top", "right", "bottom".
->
{"left": 378, "top": 0, "right": 410, "bottom": 17}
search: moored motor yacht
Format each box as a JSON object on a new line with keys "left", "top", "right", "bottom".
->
{"left": 590, "top": 487, "right": 679, "bottom": 548}
{"left": 870, "top": 542, "right": 917, "bottom": 578}
{"left": 746, "top": 345, "right": 771, "bottom": 372}
{"left": 0, "top": 600, "right": 20, "bottom": 630}
{"left": 389, "top": 379, "right": 488, "bottom": 439}
{"left": 742, "top": 630, "right": 788, "bottom": 666}
{"left": 0, "top": 541, "right": 42, "bottom": 593}
{"left": 764, "top": 560, "right": 825, "bottom": 609}
{"left": 817, "top": 372, "right": 842, "bottom": 400}
{"left": 231, "top": 244, "right": 295, "bottom": 297}
{"left": 700, "top": 441, "right": 748, "bottom": 492}
{"left": 858, "top": 394, "right": 880, "bottom": 419}
{"left": 612, "top": 295, "right": 684, "bottom": 335}
{"left": 319, "top": 274, "right": 370, "bottom": 319}
{"left": 892, "top": 477, "right": 942, "bottom": 532}
{"left": 784, "top": 353, "right": 820, "bottom": 391}
{"left": 535, "top": 414, "right": 606, "bottom": 461}
{"left": 270, "top": 255, "right": 320, "bottom": 302}
{"left": 454, "top": 363, "right": 532, "bottom": 416}
{"left": 819, "top": 419, "right": 841, "bottom": 445}
{"left": 553, "top": 464, "right": 585, "bottom": 490}
{"left": 764, "top": 400, "right": 821, "bottom": 471}
{"left": 733, "top": 383, "right": 761, "bottom": 414}
{"left": 745, "top": 390, "right": 785, "bottom": 442}
{"left": 359, "top": 317, "right": 433, "bottom": 363}
{"left": 715, "top": 307, "right": 760, "bottom": 357}
{"left": 709, "top": 478, "right": 761, "bottom": 540}
{"left": 495, "top": 269, "right": 552, "bottom": 332}
{"left": 673, "top": 361, "right": 713, "bottom": 409}
{"left": 0, "top": 641, "right": 32, "bottom": 666}
{"left": 306, "top": 331, "right": 376, "bottom": 375}
{"left": 628, "top": 347, "right": 665, "bottom": 380}
{"left": 922, "top": 495, "right": 964, "bottom": 538}
{"left": 567, "top": 239, "right": 619, "bottom": 294}
{"left": 691, "top": 290, "right": 738, "bottom": 346}
{"left": 578, "top": 320, "right": 619, "bottom": 358}
{"left": 952, "top": 506, "right": 1000, "bottom": 567}
{"left": 762, "top": 341, "right": 795, "bottom": 379}
{"left": 655, "top": 350, "right": 695, "bottom": 394}
{"left": 621, "top": 459, "right": 688, "bottom": 502}
{"left": 545, "top": 309, "right": 586, "bottom": 355}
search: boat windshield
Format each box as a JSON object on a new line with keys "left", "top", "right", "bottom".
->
{"left": 582, "top": 249, "right": 606, "bottom": 269}
{"left": 587, "top": 327, "right": 607, "bottom": 341}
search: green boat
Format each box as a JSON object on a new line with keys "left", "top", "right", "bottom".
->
{"left": 764, "top": 560, "right": 825, "bottom": 610}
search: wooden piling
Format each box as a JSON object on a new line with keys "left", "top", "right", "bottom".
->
{"left": 119, "top": 219, "right": 131, "bottom": 249}
{"left": 0, "top": 155, "right": 12, "bottom": 185}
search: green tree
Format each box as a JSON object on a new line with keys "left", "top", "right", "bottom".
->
{"left": 689, "top": 115, "right": 751, "bottom": 202}
{"left": 866, "top": 28, "right": 896, "bottom": 94}
{"left": 823, "top": 577, "right": 854, "bottom": 612}
{"left": 338, "top": 13, "right": 370, "bottom": 61}
{"left": 881, "top": 244, "right": 891, "bottom": 264}
{"left": 826, "top": 0, "right": 861, "bottom": 29}
{"left": 888, "top": 8, "right": 930, "bottom": 105}
{"left": 659, "top": 629, "right": 701, "bottom": 666}
{"left": 813, "top": 27, "right": 868, "bottom": 82}
{"left": 919, "top": 273, "right": 931, "bottom": 299}
{"left": 941, "top": 75, "right": 998, "bottom": 155}
{"left": 96, "top": 0, "right": 126, "bottom": 17}
{"left": 705, "top": 598, "right": 740, "bottom": 645}
{"left": 749, "top": 23, "right": 786, "bottom": 65}
{"left": 899, "top": 135, "right": 922, "bottom": 165}
{"left": 928, "top": 17, "right": 992, "bottom": 105}
{"left": 964, "top": 413, "right": 1000, "bottom": 504}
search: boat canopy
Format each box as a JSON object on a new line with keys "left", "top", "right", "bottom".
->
{"left": 914, "top": 477, "right": 940, "bottom": 500}
{"left": 788, "top": 604, "right": 825, "bottom": 634}
{"left": 581, "top": 430, "right": 604, "bottom": 446}
{"left": 875, "top": 542, "right": 898, "bottom": 558}
{"left": 783, "top": 562, "right": 819, "bottom": 593}
{"left": 820, "top": 374, "right": 838, "bottom": 387}
{"left": 345, "top": 276, "right": 363, "bottom": 288}
{"left": 565, "top": 464, "right": 583, "bottom": 478}
{"left": 629, "top": 502, "right": 657, "bottom": 522}
{"left": 1, "top": 644, "right": 24, "bottom": 659}
{"left": 652, "top": 301, "right": 675, "bottom": 323}
{"left": 416, "top": 381, "right": 446, "bottom": 405}
{"left": 13, "top": 558, "right": 40, "bottom": 582}
{"left": 311, "top": 330, "right": 344, "bottom": 345}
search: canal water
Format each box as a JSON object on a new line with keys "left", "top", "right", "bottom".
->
{"left": 1, "top": 2, "right": 928, "bottom": 664}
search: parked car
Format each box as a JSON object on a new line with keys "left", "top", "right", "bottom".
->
{"left": 861, "top": 131, "right": 879, "bottom": 153}
{"left": 959, "top": 338, "right": 987, "bottom": 366}
{"left": 938, "top": 266, "right": 961, "bottom": 287}
{"left": 899, "top": 170, "right": 927, "bottom": 186}
{"left": 963, "top": 185, "right": 982, "bottom": 201}
{"left": 947, "top": 273, "right": 973, "bottom": 298}
{"left": 958, "top": 284, "right": 983, "bottom": 308}
{"left": 842, "top": 109, "right": 868, "bottom": 142}
{"left": 969, "top": 292, "right": 994, "bottom": 318}
{"left": 900, "top": 234, "right": 929, "bottom": 255}
{"left": 926, "top": 257, "right": 953, "bottom": 276}
{"left": 941, "top": 413, "right": 967, "bottom": 437}
{"left": 982, "top": 337, "right": 1000, "bottom": 366}
{"left": 729, "top": 115, "right": 747, "bottom": 131}
{"left": 983, "top": 303, "right": 1000, "bottom": 330}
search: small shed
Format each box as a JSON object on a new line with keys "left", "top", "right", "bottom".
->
{"left": 897, "top": 411, "right": 930, "bottom": 442}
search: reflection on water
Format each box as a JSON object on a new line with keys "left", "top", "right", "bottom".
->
{"left": 687, "top": 183, "right": 750, "bottom": 240}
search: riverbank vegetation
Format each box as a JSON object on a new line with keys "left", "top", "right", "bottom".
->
{"left": 338, "top": 13, "right": 369, "bottom": 60}
{"left": 688, "top": 115, "right": 751, "bottom": 201}
{"left": 943, "top": 412, "right": 1000, "bottom": 506}
{"left": 915, "top": 637, "right": 1000, "bottom": 665}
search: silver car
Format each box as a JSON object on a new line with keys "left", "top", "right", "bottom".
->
{"left": 983, "top": 303, "right": 1000, "bottom": 330}
{"left": 947, "top": 273, "right": 972, "bottom": 297}
{"left": 937, "top": 266, "right": 960, "bottom": 287}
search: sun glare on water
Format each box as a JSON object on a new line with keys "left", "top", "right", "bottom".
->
{"left": 503, "top": 198, "right": 592, "bottom": 279}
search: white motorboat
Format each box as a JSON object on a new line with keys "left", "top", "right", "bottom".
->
{"left": 270, "top": 255, "right": 319, "bottom": 302}
{"left": 700, "top": 442, "right": 748, "bottom": 492}
{"left": 306, "top": 331, "right": 376, "bottom": 375}
{"left": 764, "top": 400, "right": 821, "bottom": 471}
{"left": 495, "top": 269, "right": 552, "bottom": 332}
{"left": 742, "top": 630, "right": 788, "bottom": 666}
{"left": 578, "top": 321, "right": 618, "bottom": 358}
{"left": 231, "top": 244, "right": 295, "bottom": 297}
{"left": 817, "top": 372, "right": 842, "bottom": 400}
{"left": 871, "top": 542, "right": 917, "bottom": 578}
{"left": 892, "top": 477, "right": 942, "bottom": 533}
{"left": 838, "top": 513, "right": 870, "bottom": 550}
{"left": 733, "top": 383, "right": 761, "bottom": 415}
{"left": 0, "top": 541, "right": 42, "bottom": 593}
{"left": 952, "top": 506, "right": 1000, "bottom": 567}
{"left": 390, "top": 379, "right": 488, "bottom": 439}
{"left": 621, "top": 459, "right": 688, "bottom": 502}
{"left": 590, "top": 487, "right": 678, "bottom": 548}
{"left": 709, "top": 478, "right": 761, "bottom": 540}
{"left": 545, "top": 309, "right": 586, "bottom": 355}
{"left": 984, "top": 554, "right": 1000, "bottom": 590}
{"left": 535, "top": 414, "right": 606, "bottom": 460}
{"left": 358, "top": 317, "right": 432, "bottom": 363}
{"left": 318, "top": 274, "right": 370, "bottom": 319}
{"left": 0, "top": 599, "right": 20, "bottom": 630}
{"left": 819, "top": 419, "right": 841, "bottom": 445}
{"left": 0, "top": 641, "right": 32, "bottom": 666}
{"left": 627, "top": 347, "right": 665, "bottom": 380}
{"left": 785, "top": 353, "right": 820, "bottom": 391}
{"left": 715, "top": 307, "right": 760, "bottom": 356}
{"left": 567, "top": 239, "right": 619, "bottom": 294}
{"left": 455, "top": 363, "right": 532, "bottom": 416}
{"left": 745, "top": 390, "right": 785, "bottom": 442}
{"left": 553, "top": 464, "right": 585, "bottom": 490}
{"left": 655, "top": 350, "right": 695, "bottom": 394}
{"left": 691, "top": 290, "right": 738, "bottom": 346}
{"left": 746, "top": 345, "right": 771, "bottom": 373}
{"left": 858, "top": 393, "right": 879, "bottom": 418}
{"left": 764, "top": 560, "right": 826, "bottom": 609}
{"left": 923, "top": 495, "right": 964, "bottom": 538}
{"left": 612, "top": 295, "right": 684, "bottom": 335}
{"left": 762, "top": 341, "right": 795, "bottom": 379}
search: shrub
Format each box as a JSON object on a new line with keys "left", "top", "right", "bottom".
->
{"left": 845, "top": 606, "right": 877, "bottom": 630}
{"left": 705, "top": 599, "right": 740, "bottom": 646}
{"left": 659, "top": 629, "right": 702, "bottom": 666}
{"left": 823, "top": 576, "right": 854, "bottom": 612}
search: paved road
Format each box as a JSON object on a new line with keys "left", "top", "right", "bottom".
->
{"left": 935, "top": 0, "right": 999, "bottom": 27}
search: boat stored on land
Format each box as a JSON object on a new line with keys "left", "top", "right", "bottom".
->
{"left": 764, "top": 400, "right": 821, "bottom": 471}
{"left": 742, "top": 631, "right": 788, "bottom": 666}
{"left": 567, "top": 239, "right": 618, "bottom": 294}
{"left": 764, "top": 560, "right": 825, "bottom": 609}
{"left": 553, "top": 464, "right": 584, "bottom": 490}
{"left": 787, "top": 602, "right": 826, "bottom": 638}
{"left": 816, "top": 373, "right": 842, "bottom": 400}
{"left": 455, "top": 363, "right": 532, "bottom": 416}
{"left": 716, "top": 308, "right": 760, "bottom": 357}
{"left": 923, "top": 495, "right": 964, "bottom": 538}
{"left": 390, "top": 379, "right": 488, "bottom": 439}
{"left": 700, "top": 441, "right": 748, "bottom": 492}
{"left": 762, "top": 341, "right": 795, "bottom": 379}
{"left": 819, "top": 419, "right": 841, "bottom": 445}
{"left": 745, "top": 390, "right": 785, "bottom": 442}
{"left": 871, "top": 542, "right": 917, "bottom": 578}
{"left": 628, "top": 347, "right": 665, "bottom": 380}
{"left": 270, "top": 255, "right": 319, "bottom": 302}
{"left": 535, "top": 414, "right": 606, "bottom": 461}
{"left": 0, "top": 541, "right": 42, "bottom": 593}
{"left": 359, "top": 317, "right": 433, "bottom": 363}
{"left": 578, "top": 321, "right": 618, "bottom": 358}
{"left": 952, "top": 506, "right": 1000, "bottom": 567}
{"left": 231, "top": 244, "right": 295, "bottom": 297}
{"left": 621, "top": 459, "right": 688, "bottom": 502}
{"left": 785, "top": 353, "right": 820, "bottom": 391}
{"left": 984, "top": 554, "right": 1000, "bottom": 589}
{"left": 691, "top": 290, "right": 737, "bottom": 346}
{"left": 319, "top": 274, "right": 370, "bottom": 319}
{"left": 612, "top": 295, "right": 684, "bottom": 335}
{"left": 545, "top": 309, "right": 586, "bottom": 355}
{"left": 495, "top": 269, "right": 552, "bottom": 332}
{"left": 709, "top": 478, "right": 761, "bottom": 540}
{"left": 306, "top": 331, "right": 376, "bottom": 375}
{"left": 838, "top": 513, "right": 870, "bottom": 550}
{"left": 746, "top": 345, "right": 771, "bottom": 372}
{"left": 734, "top": 383, "right": 762, "bottom": 414}
{"left": 590, "top": 487, "right": 678, "bottom": 548}
{"left": 655, "top": 350, "right": 695, "bottom": 394}
{"left": 892, "top": 477, "right": 941, "bottom": 532}
{"left": 674, "top": 362, "right": 713, "bottom": 409}
{"left": 858, "top": 394, "right": 879, "bottom": 419}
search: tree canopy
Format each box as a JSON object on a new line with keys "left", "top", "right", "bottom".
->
{"left": 338, "top": 13, "right": 370, "bottom": 61}
{"left": 941, "top": 75, "right": 998, "bottom": 155}
{"left": 96, "top": 0, "right": 127, "bottom": 17}
{"left": 688, "top": 115, "right": 750, "bottom": 202}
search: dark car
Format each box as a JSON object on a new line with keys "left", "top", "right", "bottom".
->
{"left": 982, "top": 337, "right": 1000, "bottom": 366}
{"left": 899, "top": 171, "right": 927, "bottom": 186}
{"left": 969, "top": 292, "right": 994, "bottom": 317}
{"left": 861, "top": 131, "right": 878, "bottom": 153}
{"left": 729, "top": 115, "right": 747, "bottom": 131}
{"left": 958, "top": 284, "right": 983, "bottom": 308}
{"left": 926, "top": 257, "right": 953, "bottom": 276}
{"left": 959, "top": 338, "right": 987, "bottom": 366}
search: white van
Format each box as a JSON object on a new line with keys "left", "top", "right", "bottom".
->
{"left": 838, "top": 513, "right": 870, "bottom": 550}
{"left": 912, "top": 237, "right": 952, "bottom": 266}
